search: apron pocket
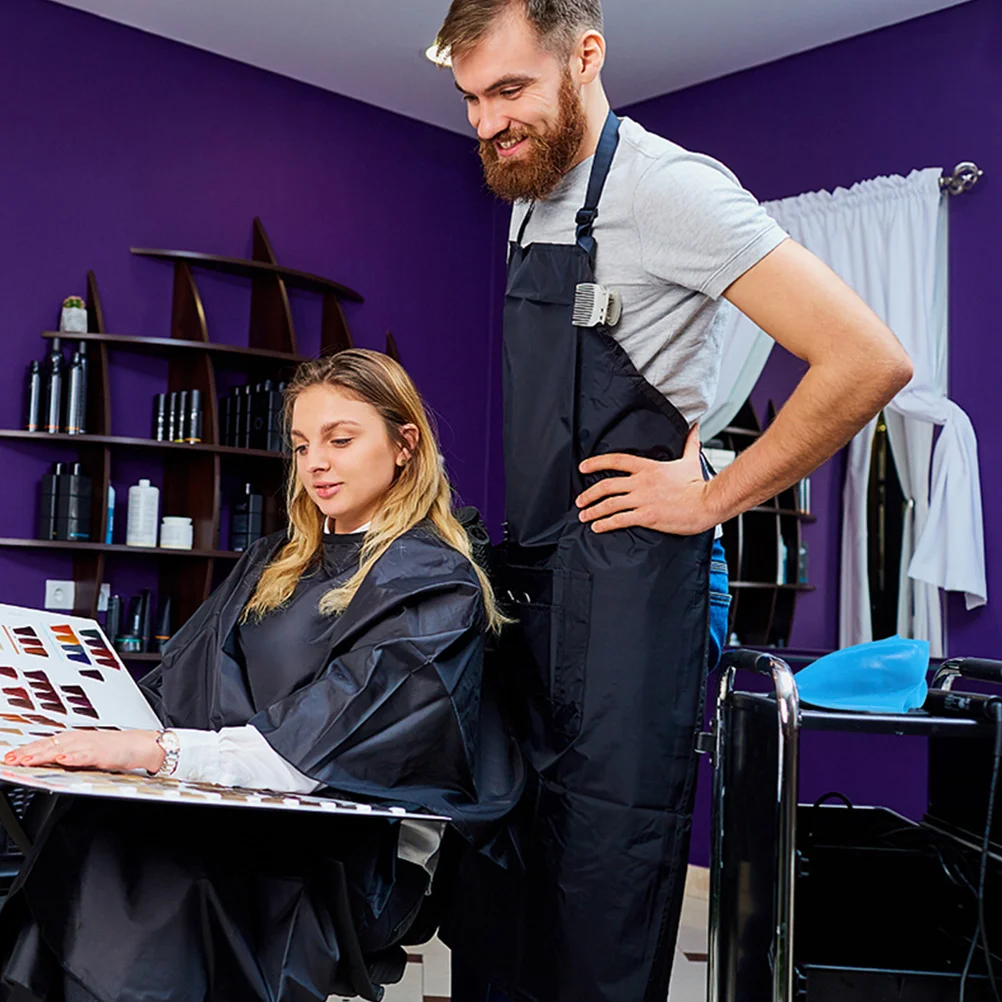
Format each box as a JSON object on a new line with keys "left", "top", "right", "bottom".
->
{"left": 502, "top": 565, "right": 591, "bottom": 755}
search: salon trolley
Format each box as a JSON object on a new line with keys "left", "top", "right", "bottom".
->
{"left": 705, "top": 649, "right": 1002, "bottom": 1001}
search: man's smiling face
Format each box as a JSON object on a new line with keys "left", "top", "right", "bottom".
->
{"left": 452, "top": 10, "right": 586, "bottom": 202}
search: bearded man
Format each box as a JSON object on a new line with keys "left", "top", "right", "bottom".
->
{"left": 435, "top": 2, "right": 914, "bottom": 1000}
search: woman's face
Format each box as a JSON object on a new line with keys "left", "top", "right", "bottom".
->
{"left": 291, "top": 385, "right": 417, "bottom": 534}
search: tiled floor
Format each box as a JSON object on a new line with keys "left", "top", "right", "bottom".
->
{"left": 361, "top": 867, "right": 709, "bottom": 1002}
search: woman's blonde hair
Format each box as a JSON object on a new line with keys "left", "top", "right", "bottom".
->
{"left": 243, "top": 349, "right": 505, "bottom": 631}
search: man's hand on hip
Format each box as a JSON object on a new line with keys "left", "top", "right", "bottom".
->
{"left": 576, "top": 425, "right": 715, "bottom": 536}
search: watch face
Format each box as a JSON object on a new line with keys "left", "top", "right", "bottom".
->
{"left": 159, "top": 730, "right": 181, "bottom": 754}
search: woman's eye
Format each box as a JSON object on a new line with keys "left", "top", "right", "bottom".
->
{"left": 332, "top": 438, "right": 352, "bottom": 447}
{"left": 294, "top": 445, "right": 307, "bottom": 456}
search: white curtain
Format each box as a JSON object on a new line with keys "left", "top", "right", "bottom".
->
{"left": 704, "top": 168, "right": 985, "bottom": 655}
{"left": 700, "top": 305, "right": 774, "bottom": 441}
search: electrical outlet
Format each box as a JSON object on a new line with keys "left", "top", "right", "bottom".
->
{"left": 98, "top": 583, "right": 111, "bottom": 613}
{"left": 44, "top": 580, "right": 76, "bottom": 611}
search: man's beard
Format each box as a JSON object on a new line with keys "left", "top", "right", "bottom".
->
{"left": 478, "top": 74, "right": 587, "bottom": 203}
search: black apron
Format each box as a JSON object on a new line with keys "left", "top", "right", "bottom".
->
{"left": 451, "top": 111, "right": 713, "bottom": 1002}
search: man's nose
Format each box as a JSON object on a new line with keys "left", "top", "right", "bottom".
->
{"left": 477, "top": 105, "right": 510, "bottom": 143}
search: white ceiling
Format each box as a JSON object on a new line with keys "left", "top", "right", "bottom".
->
{"left": 49, "top": 0, "right": 971, "bottom": 135}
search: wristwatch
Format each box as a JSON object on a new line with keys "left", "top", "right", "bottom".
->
{"left": 153, "top": 729, "right": 181, "bottom": 778}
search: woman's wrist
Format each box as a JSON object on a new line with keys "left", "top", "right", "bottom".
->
{"left": 143, "top": 731, "right": 167, "bottom": 774}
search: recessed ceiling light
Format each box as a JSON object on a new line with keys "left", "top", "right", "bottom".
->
{"left": 425, "top": 43, "right": 452, "bottom": 68}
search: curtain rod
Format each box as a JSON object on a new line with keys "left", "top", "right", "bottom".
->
{"left": 940, "top": 161, "right": 983, "bottom": 196}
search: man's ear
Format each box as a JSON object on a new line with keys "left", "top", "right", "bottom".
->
{"left": 575, "top": 29, "right": 606, "bottom": 85}
{"left": 398, "top": 424, "right": 420, "bottom": 466}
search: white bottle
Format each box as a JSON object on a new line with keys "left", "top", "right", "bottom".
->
{"left": 777, "top": 535, "right": 788, "bottom": 586}
{"left": 126, "top": 479, "right": 160, "bottom": 547}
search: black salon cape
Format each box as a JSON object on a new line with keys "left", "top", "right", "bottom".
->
{"left": 0, "top": 525, "right": 523, "bottom": 1002}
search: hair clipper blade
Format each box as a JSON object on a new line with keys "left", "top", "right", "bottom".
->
{"left": 572, "top": 283, "right": 622, "bottom": 328}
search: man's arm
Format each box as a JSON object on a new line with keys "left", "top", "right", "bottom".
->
{"left": 576, "top": 239, "right": 914, "bottom": 535}
{"left": 706, "top": 239, "right": 913, "bottom": 522}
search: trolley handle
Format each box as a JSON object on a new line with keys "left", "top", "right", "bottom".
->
{"left": 934, "top": 656, "right": 1002, "bottom": 690}
{"left": 718, "top": 648, "right": 780, "bottom": 677}
{"left": 717, "top": 648, "right": 798, "bottom": 714}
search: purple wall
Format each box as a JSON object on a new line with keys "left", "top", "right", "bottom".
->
{"left": 619, "top": 0, "right": 1002, "bottom": 864}
{"left": 0, "top": 0, "right": 497, "bottom": 611}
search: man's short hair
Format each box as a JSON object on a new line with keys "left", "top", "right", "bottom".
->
{"left": 436, "top": 0, "right": 604, "bottom": 63}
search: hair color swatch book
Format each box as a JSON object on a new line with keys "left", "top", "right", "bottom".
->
{"left": 0, "top": 765, "right": 446, "bottom": 821}
{"left": 0, "top": 604, "right": 161, "bottom": 738}
{"left": 0, "top": 604, "right": 447, "bottom": 821}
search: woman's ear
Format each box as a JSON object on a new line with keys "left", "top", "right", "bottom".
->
{"left": 397, "top": 424, "right": 420, "bottom": 467}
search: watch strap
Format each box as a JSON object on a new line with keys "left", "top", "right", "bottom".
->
{"left": 154, "top": 729, "right": 180, "bottom": 778}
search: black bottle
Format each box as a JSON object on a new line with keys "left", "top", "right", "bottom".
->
{"left": 154, "top": 596, "right": 172, "bottom": 653}
{"left": 167, "top": 391, "right": 179, "bottom": 443}
{"left": 249, "top": 382, "right": 266, "bottom": 451}
{"left": 153, "top": 393, "right": 167, "bottom": 441}
{"left": 116, "top": 594, "right": 144, "bottom": 654}
{"left": 55, "top": 462, "right": 92, "bottom": 541}
{"left": 230, "top": 484, "right": 263, "bottom": 552}
{"left": 105, "top": 594, "right": 122, "bottom": 647}
{"left": 139, "top": 588, "right": 153, "bottom": 653}
{"left": 264, "top": 380, "right": 285, "bottom": 452}
{"left": 38, "top": 462, "right": 66, "bottom": 540}
{"left": 64, "top": 350, "right": 85, "bottom": 434}
{"left": 25, "top": 360, "right": 42, "bottom": 432}
{"left": 77, "top": 341, "right": 89, "bottom": 434}
{"left": 44, "top": 338, "right": 64, "bottom": 434}
{"left": 186, "top": 389, "right": 202, "bottom": 444}
{"left": 174, "top": 390, "right": 189, "bottom": 443}
{"left": 241, "top": 385, "right": 253, "bottom": 449}
{"left": 221, "top": 393, "right": 233, "bottom": 447}
{"left": 231, "top": 386, "right": 245, "bottom": 449}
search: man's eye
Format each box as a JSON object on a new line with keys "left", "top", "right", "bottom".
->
{"left": 500, "top": 89, "right": 521, "bottom": 99}
{"left": 462, "top": 94, "right": 478, "bottom": 105}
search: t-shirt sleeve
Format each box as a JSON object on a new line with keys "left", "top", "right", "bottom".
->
{"left": 634, "top": 152, "right": 788, "bottom": 300}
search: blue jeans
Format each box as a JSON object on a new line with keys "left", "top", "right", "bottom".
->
{"left": 708, "top": 536, "right": 731, "bottom": 672}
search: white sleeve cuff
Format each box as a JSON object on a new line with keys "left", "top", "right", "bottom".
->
{"left": 171, "top": 725, "right": 321, "bottom": 794}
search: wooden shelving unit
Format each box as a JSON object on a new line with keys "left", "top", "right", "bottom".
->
{"left": 40, "top": 332, "right": 315, "bottom": 365}
{"left": 0, "top": 429, "right": 287, "bottom": 461}
{"left": 0, "top": 539, "right": 240, "bottom": 560}
{"left": 5, "top": 218, "right": 382, "bottom": 660}
{"left": 716, "top": 400, "right": 816, "bottom": 647}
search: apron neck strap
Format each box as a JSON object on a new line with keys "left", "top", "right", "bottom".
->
{"left": 576, "top": 109, "right": 621, "bottom": 254}
{"left": 515, "top": 202, "right": 536, "bottom": 247}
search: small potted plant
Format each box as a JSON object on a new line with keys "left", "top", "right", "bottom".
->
{"left": 60, "top": 295, "right": 87, "bottom": 333}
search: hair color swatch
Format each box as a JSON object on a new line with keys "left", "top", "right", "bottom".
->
{"left": 77, "top": 629, "right": 120, "bottom": 671}
{"left": 47, "top": 624, "right": 91, "bottom": 666}
{"left": 59, "top": 684, "right": 99, "bottom": 719}
{"left": 11, "top": 626, "right": 47, "bottom": 658}
{"left": 24, "top": 670, "right": 67, "bottom": 715}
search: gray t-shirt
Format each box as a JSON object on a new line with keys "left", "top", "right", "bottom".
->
{"left": 509, "top": 116, "right": 787, "bottom": 425}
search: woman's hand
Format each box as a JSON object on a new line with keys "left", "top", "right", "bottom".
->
{"left": 3, "top": 730, "right": 166, "bottom": 775}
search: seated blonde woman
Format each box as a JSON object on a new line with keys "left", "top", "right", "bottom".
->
{"left": 0, "top": 349, "right": 522, "bottom": 1002}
